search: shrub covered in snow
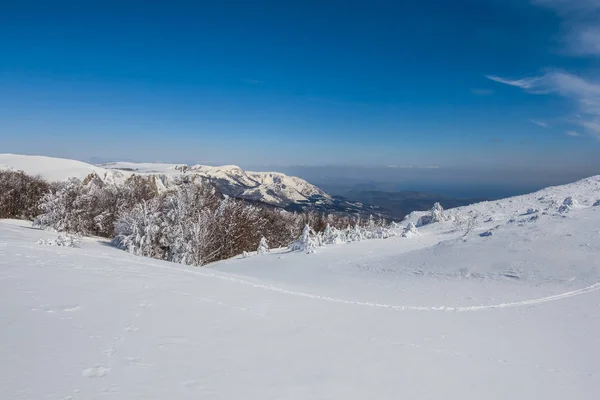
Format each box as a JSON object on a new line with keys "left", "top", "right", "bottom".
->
{"left": 112, "top": 199, "right": 165, "bottom": 259}
{"left": 34, "top": 175, "right": 157, "bottom": 237}
{"left": 416, "top": 202, "right": 448, "bottom": 227}
{"left": 593, "top": 200, "right": 600, "bottom": 207}
{"left": 346, "top": 224, "right": 365, "bottom": 242}
{"left": 451, "top": 212, "right": 479, "bottom": 236}
{"left": 289, "top": 225, "right": 320, "bottom": 254}
{"left": 402, "top": 222, "right": 418, "bottom": 238}
{"left": 323, "top": 224, "right": 346, "bottom": 245}
{"left": 257, "top": 236, "right": 270, "bottom": 254}
{"left": 0, "top": 170, "right": 50, "bottom": 220}
{"left": 38, "top": 234, "right": 81, "bottom": 248}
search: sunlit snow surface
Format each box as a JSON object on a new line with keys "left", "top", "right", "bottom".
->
{"left": 2, "top": 175, "right": 600, "bottom": 399}
{"left": 0, "top": 154, "right": 329, "bottom": 206}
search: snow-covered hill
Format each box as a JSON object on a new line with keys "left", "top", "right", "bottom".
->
{"left": 0, "top": 154, "right": 329, "bottom": 207}
{"left": 2, "top": 176, "right": 600, "bottom": 399}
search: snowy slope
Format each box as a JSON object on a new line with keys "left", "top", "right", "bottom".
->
{"left": 0, "top": 154, "right": 122, "bottom": 183}
{"left": 2, "top": 176, "right": 600, "bottom": 399}
{"left": 0, "top": 154, "right": 330, "bottom": 207}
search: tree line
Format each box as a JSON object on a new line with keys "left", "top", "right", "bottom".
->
{"left": 0, "top": 170, "right": 396, "bottom": 266}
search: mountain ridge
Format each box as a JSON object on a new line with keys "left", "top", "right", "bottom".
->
{"left": 0, "top": 154, "right": 387, "bottom": 217}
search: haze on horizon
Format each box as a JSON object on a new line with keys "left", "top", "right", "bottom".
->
{"left": 1, "top": 0, "right": 600, "bottom": 189}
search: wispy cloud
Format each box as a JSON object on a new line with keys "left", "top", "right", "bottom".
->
{"left": 532, "top": 0, "right": 600, "bottom": 56}
{"left": 530, "top": 119, "right": 549, "bottom": 127}
{"left": 566, "top": 130, "right": 583, "bottom": 137}
{"left": 487, "top": 70, "right": 600, "bottom": 138}
{"left": 471, "top": 88, "right": 495, "bottom": 96}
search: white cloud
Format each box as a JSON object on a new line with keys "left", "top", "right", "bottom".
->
{"left": 487, "top": 70, "right": 600, "bottom": 138}
{"left": 530, "top": 119, "right": 549, "bottom": 127}
{"left": 566, "top": 130, "right": 582, "bottom": 137}
{"left": 532, "top": 0, "right": 600, "bottom": 56}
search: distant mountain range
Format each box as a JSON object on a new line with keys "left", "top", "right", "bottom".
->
{"left": 0, "top": 154, "right": 488, "bottom": 219}
{"left": 0, "top": 154, "right": 387, "bottom": 218}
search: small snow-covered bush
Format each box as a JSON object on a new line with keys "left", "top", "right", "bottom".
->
{"left": 593, "top": 200, "right": 600, "bottom": 207}
{"left": 416, "top": 202, "right": 448, "bottom": 227}
{"left": 323, "top": 224, "right": 346, "bottom": 245}
{"left": 257, "top": 236, "right": 269, "bottom": 254}
{"left": 369, "top": 226, "right": 396, "bottom": 239}
{"left": 402, "top": 222, "right": 418, "bottom": 238}
{"left": 525, "top": 208, "right": 539, "bottom": 215}
{"left": 38, "top": 234, "right": 81, "bottom": 248}
{"left": 451, "top": 212, "right": 479, "bottom": 236}
{"left": 346, "top": 224, "right": 365, "bottom": 242}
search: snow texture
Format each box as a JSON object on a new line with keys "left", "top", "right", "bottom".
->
{"left": 2, "top": 175, "right": 600, "bottom": 399}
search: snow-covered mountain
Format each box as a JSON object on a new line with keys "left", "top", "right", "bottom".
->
{"left": 0, "top": 154, "right": 330, "bottom": 208}
{"left": 2, "top": 175, "right": 600, "bottom": 398}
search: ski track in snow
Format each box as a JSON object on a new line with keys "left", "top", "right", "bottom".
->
{"left": 72, "top": 249, "right": 600, "bottom": 312}
{"left": 151, "top": 264, "right": 600, "bottom": 312}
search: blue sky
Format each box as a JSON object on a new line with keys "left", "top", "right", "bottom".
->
{"left": 1, "top": 0, "right": 599, "bottom": 170}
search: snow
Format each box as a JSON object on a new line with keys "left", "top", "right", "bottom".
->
{"left": 2, "top": 175, "right": 600, "bottom": 399}
{"left": 0, "top": 154, "right": 114, "bottom": 183}
{"left": 0, "top": 154, "right": 328, "bottom": 206}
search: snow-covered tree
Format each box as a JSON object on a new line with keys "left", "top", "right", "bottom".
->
{"left": 34, "top": 178, "right": 90, "bottom": 233}
{"left": 346, "top": 224, "right": 365, "bottom": 242}
{"left": 257, "top": 236, "right": 270, "bottom": 254}
{"left": 372, "top": 226, "right": 396, "bottom": 239}
{"left": 289, "top": 224, "right": 319, "bottom": 254}
{"left": 402, "top": 222, "right": 418, "bottom": 238}
{"left": 112, "top": 199, "right": 165, "bottom": 259}
{"left": 451, "top": 212, "right": 479, "bottom": 236}
{"left": 323, "top": 224, "right": 346, "bottom": 245}
{"left": 0, "top": 170, "right": 50, "bottom": 220}
{"left": 367, "top": 214, "right": 376, "bottom": 229}
{"left": 594, "top": 200, "right": 600, "bottom": 207}
{"left": 416, "top": 202, "right": 448, "bottom": 227}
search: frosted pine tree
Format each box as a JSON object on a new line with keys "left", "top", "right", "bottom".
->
{"left": 367, "top": 214, "right": 376, "bottom": 229}
{"left": 257, "top": 236, "right": 270, "bottom": 254}
{"left": 323, "top": 224, "right": 345, "bottom": 245}
{"left": 346, "top": 223, "right": 364, "bottom": 242}
{"left": 417, "top": 202, "right": 447, "bottom": 226}
{"left": 402, "top": 222, "right": 418, "bottom": 238}
{"left": 289, "top": 224, "right": 318, "bottom": 254}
